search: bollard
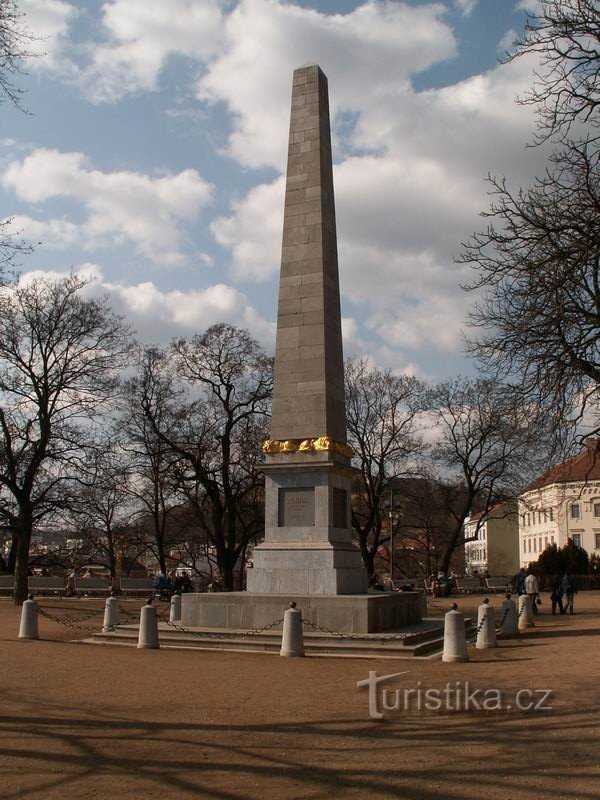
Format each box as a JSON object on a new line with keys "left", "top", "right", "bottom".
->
{"left": 498, "top": 593, "right": 519, "bottom": 638}
{"left": 18, "top": 594, "right": 39, "bottom": 640}
{"left": 518, "top": 593, "right": 535, "bottom": 630}
{"left": 137, "top": 599, "right": 160, "bottom": 649}
{"left": 170, "top": 593, "right": 182, "bottom": 623}
{"left": 280, "top": 602, "right": 304, "bottom": 657}
{"left": 102, "top": 594, "right": 120, "bottom": 631}
{"left": 476, "top": 598, "right": 497, "bottom": 649}
{"left": 442, "top": 603, "right": 468, "bottom": 662}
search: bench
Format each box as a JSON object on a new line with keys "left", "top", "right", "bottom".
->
{"left": 28, "top": 576, "right": 66, "bottom": 596}
{"left": 455, "top": 577, "right": 484, "bottom": 594}
{"left": 0, "top": 575, "right": 13, "bottom": 596}
{"left": 485, "top": 577, "right": 512, "bottom": 594}
{"left": 75, "top": 577, "right": 112, "bottom": 597}
{"left": 120, "top": 577, "right": 154, "bottom": 597}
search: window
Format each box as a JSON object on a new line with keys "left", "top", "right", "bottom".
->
{"left": 551, "top": 535, "right": 555, "bottom": 544}
{"left": 533, "top": 539, "right": 537, "bottom": 553}
{"left": 571, "top": 503, "right": 581, "bottom": 519}
{"left": 572, "top": 533, "right": 582, "bottom": 547}
{"left": 528, "top": 539, "right": 531, "bottom": 553}
{"left": 594, "top": 503, "right": 600, "bottom": 518}
{"left": 544, "top": 510, "right": 548, "bottom": 523}
{"left": 595, "top": 533, "right": 600, "bottom": 550}
{"left": 523, "top": 539, "right": 527, "bottom": 553}
{"left": 549, "top": 508, "right": 554, "bottom": 521}
{"left": 544, "top": 536, "right": 548, "bottom": 548}
{"left": 539, "top": 537, "right": 542, "bottom": 551}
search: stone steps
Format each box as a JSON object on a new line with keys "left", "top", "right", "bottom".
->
{"left": 83, "top": 618, "right": 474, "bottom": 659}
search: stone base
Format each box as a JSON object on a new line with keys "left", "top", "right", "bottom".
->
{"left": 181, "top": 591, "right": 422, "bottom": 634}
{"left": 247, "top": 542, "right": 368, "bottom": 594}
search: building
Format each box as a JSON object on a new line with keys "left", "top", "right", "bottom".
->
{"left": 518, "top": 440, "right": 600, "bottom": 567}
{"left": 463, "top": 501, "right": 520, "bottom": 576}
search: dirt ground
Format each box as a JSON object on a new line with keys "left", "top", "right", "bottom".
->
{"left": 1, "top": 592, "right": 599, "bottom": 800}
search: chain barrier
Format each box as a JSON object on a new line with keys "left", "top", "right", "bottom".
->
{"left": 499, "top": 607, "right": 510, "bottom": 627}
{"left": 162, "top": 616, "right": 285, "bottom": 640}
{"left": 37, "top": 605, "right": 105, "bottom": 632}
{"left": 301, "top": 617, "right": 410, "bottom": 642}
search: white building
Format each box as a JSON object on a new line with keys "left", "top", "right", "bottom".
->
{"left": 464, "top": 501, "right": 520, "bottom": 576}
{"left": 518, "top": 441, "right": 600, "bottom": 567}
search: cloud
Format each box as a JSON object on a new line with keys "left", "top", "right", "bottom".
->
{"left": 197, "top": 0, "right": 457, "bottom": 169}
{"left": 21, "top": 0, "right": 78, "bottom": 75}
{"left": 454, "top": 0, "right": 478, "bottom": 16}
{"left": 80, "top": 0, "right": 224, "bottom": 102}
{"left": 16, "top": 264, "right": 276, "bottom": 348}
{"left": 2, "top": 149, "right": 214, "bottom": 264}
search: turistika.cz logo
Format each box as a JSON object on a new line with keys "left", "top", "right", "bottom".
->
{"left": 356, "top": 671, "right": 553, "bottom": 720}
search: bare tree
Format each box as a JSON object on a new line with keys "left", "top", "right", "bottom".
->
{"left": 345, "top": 358, "right": 426, "bottom": 579}
{"left": 430, "top": 377, "right": 544, "bottom": 574}
{"left": 134, "top": 325, "right": 273, "bottom": 590}
{"left": 462, "top": 139, "right": 600, "bottom": 451}
{"left": 506, "top": 0, "right": 600, "bottom": 142}
{"left": 0, "top": 276, "right": 132, "bottom": 602}
{"left": 1, "top": 1, "right": 39, "bottom": 276}
{"left": 123, "top": 347, "right": 184, "bottom": 574}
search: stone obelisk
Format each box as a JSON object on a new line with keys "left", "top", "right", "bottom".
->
{"left": 247, "top": 64, "right": 368, "bottom": 596}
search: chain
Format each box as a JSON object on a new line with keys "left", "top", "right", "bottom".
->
{"left": 499, "top": 607, "right": 509, "bottom": 627}
{"left": 37, "top": 605, "right": 105, "bottom": 632}
{"left": 161, "top": 616, "right": 285, "bottom": 641}
{"left": 301, "top": 618, "right": 410, "bottom": 642}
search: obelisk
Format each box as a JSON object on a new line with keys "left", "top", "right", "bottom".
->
{"left": 247, "top": 64, "right": 368, "bottom": 595}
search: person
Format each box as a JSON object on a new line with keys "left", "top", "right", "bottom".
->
{"left": 525, "top": 570, "right": 540, "bottom": 615}
{"left": 65, "top": 567, "right": 78, "bottom": 597}
{"left": 513, "top": 568, "right": 527, "bottom": 596}
{"left": 549, "top": 577, "right": 564, "bottom": 616}
{"left": 153, "top": 571, "right": 173, "bottom": 601}
{"left": 562, "top": 571, "right": 577, "bottom": 615}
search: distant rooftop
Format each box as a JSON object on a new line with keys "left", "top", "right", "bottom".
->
{"left": 524, "top": 440, "right": 600, "bottom": 493}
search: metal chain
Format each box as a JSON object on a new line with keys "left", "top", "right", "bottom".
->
{"left": 160, "top": 616, "right": 285, "bottom": 641}
{"left": 301, "top": 617, "right": 410, "bottom": 642}
{"left": 37, "top": 605, "right": 105, "bottom": 632}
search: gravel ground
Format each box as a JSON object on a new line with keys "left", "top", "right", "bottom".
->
{"left": 1, "top": 591, "right": 599, "bottom": 800}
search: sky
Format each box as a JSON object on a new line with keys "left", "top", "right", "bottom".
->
{"left": 0, "top": 0, "right": 548, "bottom": 381}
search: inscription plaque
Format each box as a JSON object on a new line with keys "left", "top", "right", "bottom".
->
{"left": 279, "top": 487, "right": 315, "bottom": 527}
{"left": 333, "top": 487, "right": 347, "bottom": 528}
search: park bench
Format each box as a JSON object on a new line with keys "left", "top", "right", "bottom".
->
{"left": 455, "top": 576, "right": 484, "bottom": 594}
{"left": 120, "top": 577, "right": 154, "bottom": 597}
{"left": 75, "top": 577, "right": 112, "bottom": 597}
{"left": 28, "top": 576, "right": 66, "bottom": 596}
{"left": 392, "top": 577, "right": 422, "bottom": 591}
{"left": 0, "top": 575, "right": 14, "bottom": 596}
{"left": 485, "top": 577, "right": 512, "bottom": 594}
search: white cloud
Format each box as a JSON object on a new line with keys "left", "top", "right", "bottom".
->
{"left": 2, "top": 149, "right": 214, "bottom": 264}
{"left": 515, "top": 0, "right": 540, "bottom": 11}
{"left": 80, "top": 0, "right": 224, "bottom": 102}
{"left": 454, "top": 0, "right": 478, "bottom": 16}
{"left": 16, "top": 264, "right": 276, "bottom": 348}
{"left": 198, "top": 0, "right": 456, "bottom": 169}
{"left": 498, "top": 28, "right": 518, "bottom": 54}
{"left": 21, "top": 0, "right": 78, "bottom": 75}
{"left": 211, "top": 176, "right": 285, "bottom": 281}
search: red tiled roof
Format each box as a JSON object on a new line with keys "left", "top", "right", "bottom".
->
{"left": 524, "top": 440, "right": 600, "bottom": 492}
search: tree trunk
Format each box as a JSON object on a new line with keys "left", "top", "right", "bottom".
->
{"left": 14, "top": 507, "right": 33, "bottom": 605}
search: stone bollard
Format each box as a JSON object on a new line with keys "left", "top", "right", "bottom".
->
{"left": 169, "top": 593, "right": 182, "bottom": 624}
{"left": 102, "top": 594, "right": 120, "bottom": 632}
{"left": 518, "top": 593, "right": 535, "bottom": 630}
{"left": 137, "top": 598, "right": 160, "bottom": 649}
{"left": 476, "top": 598, "right": 497, "bottom": 649}
{"left": 280, "top": 602, "right": 304, "bottom": 657}
{"left": 498, "top": 593, "right": 519, "bottom": 638}
{"left": 442, "top": 603, "right": 468, "bottom": 663}
{"left": 19, "top": 594, "right": 39, "bottom": 640}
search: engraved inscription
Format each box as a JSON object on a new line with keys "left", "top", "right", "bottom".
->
{"left": 332, "top": 487, "right": 347, "bottom": 528}
{"left": 279, "top": 487, "right": 315, "bottom": 527}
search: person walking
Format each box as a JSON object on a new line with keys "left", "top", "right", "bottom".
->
{"left": 525, "top": 570, "right": 540, "bottom": 615}
{"left": 550, "top": 577, "right": 564, "bottom": 616}
{"left": 562, "top": 571, "right": 577, "bottom": 615}
{"left": 513, "top": 568, "right": 527, "bottom": 596}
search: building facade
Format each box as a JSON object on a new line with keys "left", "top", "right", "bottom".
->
{"left": 518, "top": 442, "right": 600, "bottom": 567}
{"left": 463, "top": 502, "right": 520, "bottom": 576}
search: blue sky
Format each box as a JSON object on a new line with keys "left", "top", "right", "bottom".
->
{"left": 1, "top": 0, "right": 546, "bottom": 380}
